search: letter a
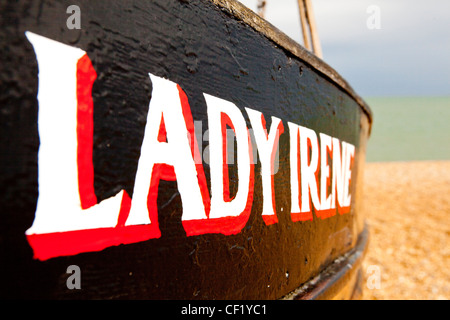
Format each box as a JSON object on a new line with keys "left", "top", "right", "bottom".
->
{"left": 66, "top": 5, "right": 81, "bottom": 30}
{"left": 125, "top": 74, "right": 208, "bottom": 227}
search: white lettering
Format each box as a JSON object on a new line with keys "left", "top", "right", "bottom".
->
{"left": 319, "top": 133, "right": 333, "bottom": 211}
{"left": 205, "top": 94, "right": 252, "bottom": 219}
{"left": 25, "top": 32, "right": 125, "bottom": 236}
{"left": 299, "top": 125, "right": 321, "bottom": 214}
{"left": 125, "top": 74, "right": 207, "bottom": 226}
{"left": 245, "top": 108, "right": 283, "bottom": 223}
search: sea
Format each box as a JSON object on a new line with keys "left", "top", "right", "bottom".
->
{"left": 363, "top": 97, "right": 450, "bottom": 162}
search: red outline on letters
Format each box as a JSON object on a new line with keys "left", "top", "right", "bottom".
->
{"left": 182, "top": 92, "right": 254, "bottom": 236}
{"left": 260, "top": 114, "right": 284, "bottom": 225}
{"left": 27, "top": 55, "right": 161, "bottom": 260}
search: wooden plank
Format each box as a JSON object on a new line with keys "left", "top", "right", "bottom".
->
{"left": 297, "top": 0, "right": 312, "bottom": 51}
{"left": 304, "top": 0, "right": 323, "bottom": 58}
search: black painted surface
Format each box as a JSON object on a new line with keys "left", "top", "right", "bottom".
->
{"left": 0, "top": 0, "right": 369, "bottom": 299}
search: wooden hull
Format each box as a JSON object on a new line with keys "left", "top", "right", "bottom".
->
{"left": 0, "top": 0, "right": 372, "bottom": 299}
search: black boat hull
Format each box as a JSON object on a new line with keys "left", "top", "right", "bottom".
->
{"left": 0, "top": 0, "right": 372, "bottom": 299}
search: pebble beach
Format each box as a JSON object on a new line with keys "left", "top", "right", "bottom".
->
{"left": 361, "top": 161, "right": 450, "bottom": 300}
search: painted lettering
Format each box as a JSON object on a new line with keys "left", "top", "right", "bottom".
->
{"left": 245, "top": 108, "right": 284, "bottom": 225}
{"left": 24, "top": 32, "right": 356, "bottom": 260}
{"left": 289, "top": 122, "right": 355, "bottom": 221}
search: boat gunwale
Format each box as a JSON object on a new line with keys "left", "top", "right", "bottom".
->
{"left": 210, "top": 0, "right": 373, "bottom": 129}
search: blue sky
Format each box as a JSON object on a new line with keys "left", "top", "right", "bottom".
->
{"left": 238, "top": 0, "right": 450, "bottom": 97}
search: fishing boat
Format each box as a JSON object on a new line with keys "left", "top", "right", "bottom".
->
{"left": 0, "top": 0, "right": 372, "bottom": 300}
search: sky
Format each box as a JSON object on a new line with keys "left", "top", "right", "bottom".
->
{"left": 237, "top": 0, "right": 450, "bottom": 97}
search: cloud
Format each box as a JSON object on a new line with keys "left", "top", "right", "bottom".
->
{"left": 237, "top": 0, "right": 450, "bottom": 96}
